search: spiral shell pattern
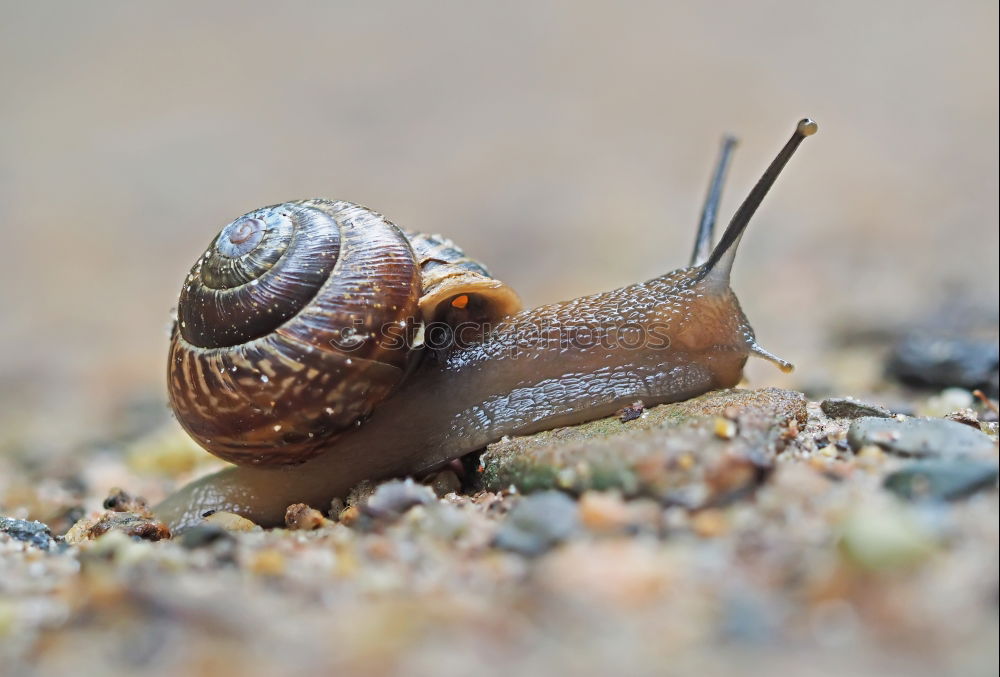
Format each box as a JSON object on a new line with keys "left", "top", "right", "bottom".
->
{"left": 168, "top": 200, "right": 422, "bottom": 466}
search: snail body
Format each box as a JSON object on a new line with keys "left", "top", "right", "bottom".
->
{"left": 156, "top": 119, "right": 817, "bottom": 530}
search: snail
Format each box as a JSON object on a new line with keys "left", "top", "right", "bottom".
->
{"left": 156, "top": 118, "right": 818, "bottom": 530}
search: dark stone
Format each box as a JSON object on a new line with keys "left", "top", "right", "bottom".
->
{"left": 494, "top": 491, "right": 578, "bottom": 556}
{"left": 617, "top": 401, "right": 645, "bottom": 423}
{"left": 884, "top": 460, "right": 998, "bottom": 501}
{"left": 887, "top": 335, "right": 999, "bottom": 396}
{"left": 848, "top": 416, "right": 995, "bottom": 459}
{"left": 821, "top": 397, "right": 894, "bottom": 419}
{"left": 179, "top": 524, "right": 236, "bottom": 549}
{"left": 0, "top": 516, "right": 56, "bottom": 550}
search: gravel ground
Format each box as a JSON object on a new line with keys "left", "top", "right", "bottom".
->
{"left": 2, "top": 380, "right": 997, "bottom": 677}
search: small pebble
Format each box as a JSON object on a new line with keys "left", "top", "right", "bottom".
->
{"left": 944, "top": 408, "right": 981, "bottom": 429}
{"left": 338, "top": 505, "right": 361, "bottom": 526}
{"left": 64, "top": 511, "right": 171, "bottom": 544}
{"left": 537, "top": 540, "right": 671, "bottom": 608}
{"left": 202, "top": 511, "right": 259, "bottom": 532}
{"left": 364, "top": 479, "right": 436, "bottom": 519}
{"left": 424, "top": 469, "right": 462, "bottom": 497}
{"left": 419, "top": 503, "right": 469, "bottom": 541}
{"left": 918, "top": 388, "right": 975, "bottom": 418}
{"left": 345, "top": 480, "right": 376, "bottom": 508}
{"left": 494, "top": 491, "right": 579, "bottom": 556}
{"left": 713, "top": 417, "right": 737, "bottom": 440}
{"left": 617, "top": 401, "right": 645, "bottom": 423}
{"left": 101, "top": 487, "right": 150, "bottom": 514}
{"left": 179, "top": 524, "right": 235, "bottom": 549}
{"left": 704, "top": 454, "right": 766, "bottom": 503}
{"left": 84, "top": 529, "right": 154, "bottom": 565}
{"left": 839, "top": 503, "right": 936, "bottom": 571}
{"left": 818, "top": 445, "right": 838, "bottom": 459}
{"left": 847, "top": 416, "right": 996, "bottom": 459}
{"left": 249, "top": 549, "right": 286, "bottom": 576}
{"left": 328, "top": 497, "right": 346, "bottom": 520}
{"left": 883, "top": 460, "right": 999, "bottom": 501}
{"left": 691, "top": 509, "right": 728, "bottom": 538}
{"left": 855, "top": 445, "right": 886, "bottom": 471}
{"left": 578, "top": 491, "right": 630, "bottom": 532}
{"left": 676, "top": 453, "right": 696, "bottom": 471}
{"left": 820, "top": 397, "right": 894, "bottom": 419}
{"left": 0, "top": 516, "right": 57, "bottom": 550}
{"left": 284, "top": 503, "right": 327, "bottom": 531}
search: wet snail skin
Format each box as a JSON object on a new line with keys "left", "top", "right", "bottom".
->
{"left": 156, "top": 119, "right": 818, "bottom": 530}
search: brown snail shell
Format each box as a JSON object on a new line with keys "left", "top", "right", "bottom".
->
{"left": 168, "top": 199, "right": 520, "bottom": 466}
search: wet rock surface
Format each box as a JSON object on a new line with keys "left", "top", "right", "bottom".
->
{"left": 480, "top": 388, "right": 805, "bottom": 504}
{"left": 847, "top": 416, "right": 996, "bottom": 458}
{"left": 883, "top": 460, "right": 999, "bottom": 501}
{"left": 0, "top": 386, "right": 997, "bottom": 677}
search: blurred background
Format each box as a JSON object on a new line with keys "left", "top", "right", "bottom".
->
{"left": 1, "top": 1, "right": 997, "bottom": 456}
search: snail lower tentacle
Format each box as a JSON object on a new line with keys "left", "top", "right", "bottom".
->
{"left": 155, "top": 119, "right": 817, "bottom": 530}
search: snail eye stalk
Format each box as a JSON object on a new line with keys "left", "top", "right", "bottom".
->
{"left": 701, "top": 118, "right": 818, "bottom": 283}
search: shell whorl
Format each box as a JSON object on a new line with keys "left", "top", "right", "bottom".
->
{"left": 177, "top": 203, "right": 341, "bottom": 348}
{"left": 169, "top": 200, "right": 423, "bottom": 466}
{"left": 168, "top": 199, "right": 522, "bottom": 467}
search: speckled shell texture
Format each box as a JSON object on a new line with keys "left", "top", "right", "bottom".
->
{"left": 168, "top": 200, "right": 424, "bottom": 466}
